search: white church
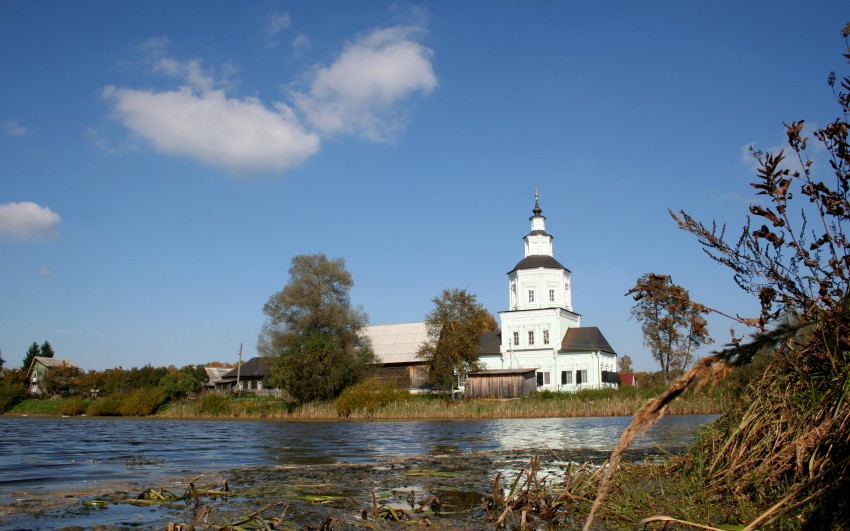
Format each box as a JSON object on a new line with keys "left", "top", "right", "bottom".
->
{"left": 476, "top": 192, "right": 619, "bottom": 391}
{"left": 365, "top": 192, "right": 619, "bottom": 394}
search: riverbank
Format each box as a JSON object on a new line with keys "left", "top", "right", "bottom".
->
{"left": 162, "top": 386, "right": 724, "bottom": 420}
{"left": 3, "top": 386, "right": 724, "bottom": 420}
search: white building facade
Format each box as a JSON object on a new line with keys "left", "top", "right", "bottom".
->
{"left": 478, "top": 193, "right": 619, "bottom": 391}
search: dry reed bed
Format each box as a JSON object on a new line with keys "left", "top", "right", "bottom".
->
{"left": 159, "top": 391, "right": 722, "bottom": 420}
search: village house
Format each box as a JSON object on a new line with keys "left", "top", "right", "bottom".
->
{"left": 26, "top": 356, "right": 79, "bottom": 395}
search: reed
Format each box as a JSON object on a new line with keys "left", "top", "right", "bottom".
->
{"left": 157, "top": 385, "right": 722, "bottom": 420}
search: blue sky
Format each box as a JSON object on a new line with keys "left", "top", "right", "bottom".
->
{"left": 1, "top": 1, "right": 845, "bottom": 372}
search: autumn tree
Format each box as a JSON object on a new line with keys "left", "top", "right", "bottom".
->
{"left": 618, "top": 354, "right": 633, "bottom": 374}
{"left": 258, "top": 253, "right": 377, "bottom": 403}
{"left": 41, "top": 365, "right": 82, "bottom": 397}
{"left": 417, "top": 288, "right": 493, "bottom": 390}
{"left": 627, "top": 273, "right": 713, "bottom": 385}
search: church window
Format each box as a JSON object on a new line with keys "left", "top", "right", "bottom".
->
{"left": 543, "top": 330, "right": 550, "bottom": 345}
{"left": 561, "top": 371, "right": 573, "bottom": 385}
{"left": 549, "top": 289, "right": 555, "bottom": 302}
{"left": 576, "top": 370, "right": 588, "bottom": 385}
{"left": 512, "top": 331, "right": 519, "bottom": 346}
{"left": 528, "top": 290, "right": 535, "bottom": 303}
{"left": 528, "top": 331, "right": 535, "bottom": 345}
{"left": 536, "top": 371, "right": 550, "bottom": 386}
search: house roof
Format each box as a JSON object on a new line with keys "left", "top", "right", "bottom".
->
{"left": 619, "top": 373, "right": 637, "bottom": 386}
{"left": 479, "top": 330, "right": 502, "bottom": 356}
{"left": 509, "top": 254, "right": 570, "bottom": 273}
{"left": 204, "top": 366, "right": 232, "bottom": 385}
{"left": 222, "top": 357, "right": 273, "bottom": 379}
{"left": 363, "top": 321, "right": 431, "bottom": 364}
{"left": 468, "top": 368, "right": 537, "bottom": 376}
{"left": 32, "top": 356, "right": 78, "bottom": 369}
{"left": 559, "top": 327, "right": 617, "bottom": 355}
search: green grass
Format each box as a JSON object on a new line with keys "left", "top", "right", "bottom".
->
{"left": 7, "top": 398, "right": 62, "bottom": 415}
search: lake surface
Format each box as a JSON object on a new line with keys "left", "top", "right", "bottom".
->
{"left": 0, "top": 414, "right": 716, "bottom": 495}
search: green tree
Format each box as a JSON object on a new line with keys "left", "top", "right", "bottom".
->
{"left": 618, "top": 354, "right": 633, "bottom": 374}
{"left": 159, "top": 365, "right": 207, "bottom": 401}
{"left": 21, "top": 342, "right": 41, "bottom": 371}
{"left": 417, "top": 288, "right": 492, "bottom": 390}
{"left": 42, "top": 365, "right": 82, "bottom": 397}
{"left": 626, "top": 273, "right": 713, "bottom": 385}
{"left": 40, "top": 341, "right": 55, "bottom": 358}
{"left": 0, "top": 347, "right": 5, "bottom": 372}
{"left": 258, "top": 253, "right": 377, "bottom": 403}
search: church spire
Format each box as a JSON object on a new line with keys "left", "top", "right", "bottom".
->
{"left": 533, "top": 182, "right": 542, "bottom": 217}
{"left": 524, "top": 185, "right": 553, "bottom": 257}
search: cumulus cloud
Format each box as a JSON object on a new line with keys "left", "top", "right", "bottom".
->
{"left": 291, "top": 25, "right": 437, "bottom": 142}
{"left": 103, "top": 86, "right": 320, "bottom": 174}
{"left": 103, "top": 22, "right": 436, "bottom": 174}
{"left": 0, "top": 202, "right": 60, "bottom": 241}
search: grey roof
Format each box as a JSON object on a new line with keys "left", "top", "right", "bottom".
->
{"left": 468, "top": 368, "right": 537, "bottom": 376}
{"left": 204, "top": 366, "right": 233, "bottom": 385}
{"left": 222, "top": 357, "right": 273, "bottom": 379}
{"left": 559, "top": 327, "right": 617, "bottom": 355}
{"left": 32, "top": 356, "right": 78, "bottom": 369}
{"left": 479, "top": 330, "right": 502, "bottom": 356}
{"left": 362, "top": 322, "right": 432, "bottom": 365}
{"left": 509, "top": 255, "right": 569, "bottom": 273}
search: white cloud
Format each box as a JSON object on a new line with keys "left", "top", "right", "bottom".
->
{"left": 0, "top": 202, "right": 60, "bottom": 241}
{"left": 292, "top": 34, "right": 311, "bottom": 57}
{"left": 292, "top": 25, "right": 437, "bottom": 142}
{"left": 262, "top": 11, "right": 291, "bottom": 48}
{"left": 154, "top": 58, "right": 216, "bottom": 93}
{"left": 103, "top": 22, "right": 436, "bottom": 174}
{"left": 103, "top": 86, "right": 320, "bottom": 174}
{"left": 5, "top": 120, "right": 31, "bottom": 137}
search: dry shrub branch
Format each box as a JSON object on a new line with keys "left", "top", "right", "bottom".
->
{"left": 585, "top": 22, "right": 850, "bottom": 530}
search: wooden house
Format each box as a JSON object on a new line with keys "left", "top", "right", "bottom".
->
{"left": 364, "top": 322, "right": 431, "bottom": 391}
{"left": 465, "top": 368, "right": 537, "bottom": 398}
{"left": 218, "top": 357, "right": 282, "bottom": 397}
{"left": 27, "top": 356, "right": 78, "bottom": 395}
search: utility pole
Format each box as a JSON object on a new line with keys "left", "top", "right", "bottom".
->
{"left": 235, "top": 343, "right": 243, "bottom": 394}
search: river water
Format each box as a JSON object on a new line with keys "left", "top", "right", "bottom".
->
{"left": 0, "top": 414, "right": 716, "bottom": 495}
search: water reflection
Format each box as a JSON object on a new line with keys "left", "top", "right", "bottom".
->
{"left": 0, "top": 415, "right": 716, "bottom": 494}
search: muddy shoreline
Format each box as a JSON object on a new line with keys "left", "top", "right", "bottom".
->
{"left": 1, "top": 447, "right": 682, "bottom": 529}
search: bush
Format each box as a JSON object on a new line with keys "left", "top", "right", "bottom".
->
{"left": 195, "top": 394, "right": 231, "bottom": 416}
{"left": 86, "top": 394, "right": 123, "bottom": 416}
{"left": 58, "top": 396, "right": 87, "bottom": 416}
{"left": 119, "top": 387, "right": 166, "bottom": 416}
{"left": 0, "top": 382, "right": 27, "bottom": 412}
{"left": 334, "top": 379, "right": 409, "bottom": 416}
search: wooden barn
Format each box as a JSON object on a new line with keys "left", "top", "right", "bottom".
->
{"left": 465, "top": 368, "right": 537, "bottom": 398}
{"left": 364, "top": 322, "right": 431, "bottom": 391}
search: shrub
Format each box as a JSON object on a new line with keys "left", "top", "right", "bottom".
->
{"left": 58, "top": 396, "right": 87, "bottom": 416}
{"left": 86, "top": 394, "right": 123, "bottom": 416}
{"left": 195, "top": 394, "right": 230, "bottom": 416}
{"left": 334, "top": 379, "right": 410, "bottom": 416}
{"left": 119, "top": 387, "right": 166, "bottom": 416}
{"left": 0, "top": 382, "right": 27, "bottom": 412}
